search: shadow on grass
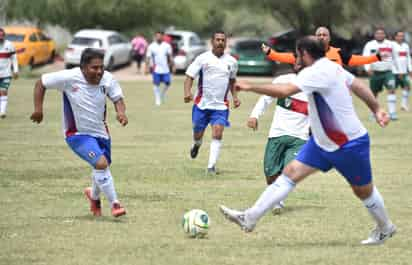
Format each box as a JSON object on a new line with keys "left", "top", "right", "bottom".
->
{"left": 39, "top": 215, "right": 127, "bottom": 223}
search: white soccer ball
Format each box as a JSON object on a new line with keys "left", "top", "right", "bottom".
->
{"left": 182, "top": 209, "right": 210, "bottom": 238}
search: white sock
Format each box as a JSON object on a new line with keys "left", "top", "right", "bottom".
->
{"left": 207, "top": 139, "right": 222, "bottom": 169}
{"left": 0, "top": 96, "right": 8, "bottom": 114}
{"left": 402, "top": 90, "right": 410, "bottom": 107}
{"left": 245, "top": 174, "right": 295, "bottom": 222}
{"left": 93, "top": 168, "right": 119, "bottom": 207}
{"left": 161, "top": 85, "right": 169, "bottom": 102}
{"left": 387, "top": 94, "right": 397, "bottom": 115}
{"left": 90, "top": 171, "right": 101, "bottom": 200}
{"left": 153, "top": 86, "right": 161, "bottom": 105}
{"left": 193, "top": 138, "right": 202, "bottom": 147}
{"left": 362, "top": 186, "right": 391, "bottom": 230}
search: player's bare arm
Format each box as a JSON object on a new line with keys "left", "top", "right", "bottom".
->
{"left": 168, "top": 54, "right": 175, "bottom": 74}
{"left": 235, "top": 80, "right": 300, "bottom": 98}
{"left": 184, "top": 75, "right": 194, "bottom": 103}
{"left": 229, "top": 78, "right": 241, "bottom": 108}
{"left": 30, "top": 79, "right": 46, "bottom": 123}
{"left": 247, "top": 117, "right": 258, "bottom": 130}
{"left": 350, "top": 78, "right": 389, "bottom": 127}
{"left": 114, "top": 99, "right": 128, "bottom": 126}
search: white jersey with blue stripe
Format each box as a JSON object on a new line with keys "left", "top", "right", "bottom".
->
{"left": 41, "top": 68, "right": 124, "bottom": 139}
{"left": 186, "top": 51, "right": 238, "bottom": 110}
{"left": 292, "top": 58, "right": 367, "bottom": 152}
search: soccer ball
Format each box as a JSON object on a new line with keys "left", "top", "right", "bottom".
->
{"left": 182, "top": 209, "right": 210, "bottom": 238}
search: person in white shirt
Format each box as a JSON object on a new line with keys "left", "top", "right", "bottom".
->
{"left": 247, "top": 63, "right": 309, "bottom": 214}
{"left": 145, "top": 31, "right": 174, "bottom": 106}
{"left": 30, "top": 48, "right": 128, "bottom": 218}
{"left": 184, "top": 30, "right": 240, "bottom": 174}
{"left": 392, "top": 30, "right": 412, "bottom": 111}
{"left": 363, "top": 27, "right": 399, "bottom": 120}
{"left": 220, "top": 36, "right": 396, "bottom": 245}
{"left": 0, "top": 28, "right": 19, "bottom": 118}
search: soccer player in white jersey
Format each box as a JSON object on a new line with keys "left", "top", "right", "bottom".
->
{"left": 184, "top": 30, "right": 240, "bottom": 174}
{"left": 30, "top": 48, "right": 127, "bottom": 218}
{"left": 363, "top": 27, "right": 399, "bottom": 120}
{"left": 0, "top": 28, "right": 19, "bottom": 119}
{"left": 220, "top": 36, "right": 396, "bottom": 245}
{"left": 146, "top": 31, "right": 174, "bottom": 106}
{"left": 392, "top": 30, "right": 412, "bottom": 111}
{"left": 247, "top": 62, "right": 309, "bottom": 214}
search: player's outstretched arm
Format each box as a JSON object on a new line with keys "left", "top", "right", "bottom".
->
{"left": 184, "top": 76, "right": 194, "bottom": 103}
{"left": 235, "top": 80, "right": 300, "bottom": 98}
{"left": 262, "top": 43, "right": 296, "bottom": 64}
{"left": 350, "top": 78, "right": 389, "bottom": 127}
{"left": 30, "top": 79, "right": 46, "bottom": 123}
{"left": 114, "top": 99, "right": 128, "bottom": 126}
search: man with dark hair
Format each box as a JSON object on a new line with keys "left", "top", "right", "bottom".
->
{"left": 262, "top": 26, "right": 380, "bottom": 67}
{"left": 146, "top": 30, "right": 174, "bottom": 106}
{"left": 0, "top": 27, "right": 19, "bottom": 118}
{"left": 363, "top": 27, "right": 398, "bottom": 120}
{"left": 184, "top": 30, "right": 240, "bottom": 174}
{"left": 220, "top": 36, "right": 396, "bottom": 245}
{"left": 30, "top": 48, "right": 128, "bottom": 218}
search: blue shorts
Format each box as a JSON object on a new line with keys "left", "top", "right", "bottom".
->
{"left": 66, "top": 135, "right": 111, "bottom": 167}
{"left": 296, "top": 134, "right": 372, "bottom": 186}
{"left": 152, "top": 73, "right": 171, "bottom": 86}
{"left": 192, "top": 105, "right": 230, "bottom": 133}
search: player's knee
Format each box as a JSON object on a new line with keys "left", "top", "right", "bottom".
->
{"left": 94, "top": 155, "right": 109, "bottom": 170}
{"left": 351, "top": 183, "right": 373, "bottom": 200}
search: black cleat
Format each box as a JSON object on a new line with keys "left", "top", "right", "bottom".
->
{"left": 190, "top": 144, "right": 200, "bottom": 159}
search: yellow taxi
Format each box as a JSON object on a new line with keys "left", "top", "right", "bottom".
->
{"left": 3, "top": 26, "right": 56, "bottom": 67}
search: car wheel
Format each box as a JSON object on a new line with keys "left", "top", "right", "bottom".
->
{"left": 107, "top": 57, "right": 114, "bottom": 71}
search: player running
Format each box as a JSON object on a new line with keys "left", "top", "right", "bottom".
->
{"left": 247, "top": 61, "right": 308, "bottom": 214}
{"left": 146, "top": 31, "right": 174, "bottom": 106}
{"left": 30, "top": 48, "right": 127, "bottom": 217}
{"left": 220, "top": 36, "right": 396, "bottom": 245}
{"left": 392, "top": 30, "right": 412, "bottom": 111}
{"left": 184, "top": 30, "right": 240, "bottom": 174}
{"left": 363, "top": 27, "right": 399, "bottom": 120}
{"left": 0, "top": 27, "right": 19, "bottom": 119}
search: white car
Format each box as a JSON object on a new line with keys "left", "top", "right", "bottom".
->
{"left": 64, "top": 29, "right": 132, "bottom": 70}
{"left": 164, "top": 30, "right": 207, "bottom": 71}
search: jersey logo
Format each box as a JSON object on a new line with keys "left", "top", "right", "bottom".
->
{"left": 99, "top": 85, "right": 107, "bottom": 94}
{"left": 71, "top": 86, "right": 80, "bottom": 92}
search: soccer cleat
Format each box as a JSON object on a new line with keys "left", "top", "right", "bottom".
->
{"left": 111, "top": 202, "right": 126, "bottom": 217}
{"left": 207, "top": 166, "right": 219, "bottom": 175}
{"left": 389, "top": 113, "right": 398, "bottom": 121}
{"left": 0, "top": 113, "right": 6, "bottom": 119}
{"left": 272, "top": 201, "right": 285, "bottom": 215}
{"left": 401, "top": 105, "right": 409, "bottom": 112}
{"left": 84, "top": 187, "right": 102, "bottom": 216}
{"left": 190, "top": 144, "right": 200, "bottom": 159}
{"left": 219, "top": 205, "right": 256, "bottom": 232}
{"left": 361, "top": 224, "right": 396, "bottom": 245}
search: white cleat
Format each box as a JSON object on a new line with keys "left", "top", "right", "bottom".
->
{"left": 361, "top": 224, "right": 396, "bottom": 245}
{"left": 401, "top": 105, "right": 410, "bottom": 112}
{"left": 272, "top": 201, "right": 285, "bottom": 215}
{"left": 219, "top": 205, "right": 256, "bottom": 232}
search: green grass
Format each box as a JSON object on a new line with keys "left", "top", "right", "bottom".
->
{"left": 1, "top": 76, "right": 412, "bottom": 265}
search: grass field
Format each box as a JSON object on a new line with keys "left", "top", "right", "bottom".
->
{"left": 1, "top": 76, "right": 412, "bottom": 265}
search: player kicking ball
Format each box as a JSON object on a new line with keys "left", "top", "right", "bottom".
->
{"left": 220, "top": 36, "right": 396, "bottom": 245}
{"left": 30, "top": 48, "right": 127, "bottom": 217}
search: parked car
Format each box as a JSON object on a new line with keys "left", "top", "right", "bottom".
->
{"left": 4, "top": 26, "right": 56, "bottom": 67}
{"left": 164, "top": 30, "right": 207, "bottom": 71}
{"left": 230, "top": 38, "right": 276, "bottom": 75}
{"left": 64, "top": 29, "right": 132, "bottom": 70}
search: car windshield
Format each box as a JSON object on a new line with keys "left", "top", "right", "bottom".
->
{"left": 5, "top": 34, "right": 25, "bottom": 42}
{"left": 71, "top": 37, "right": 102, "bottom": 48}
{"left": 165, "top": 34, "right": 182, "bottom": 54}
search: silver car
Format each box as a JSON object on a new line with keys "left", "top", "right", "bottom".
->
{"left": 164, "top": 30, "right": 207, "bottom": 71}
{"left": 64, "top": 29, "right": 132, "bottom": 70}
